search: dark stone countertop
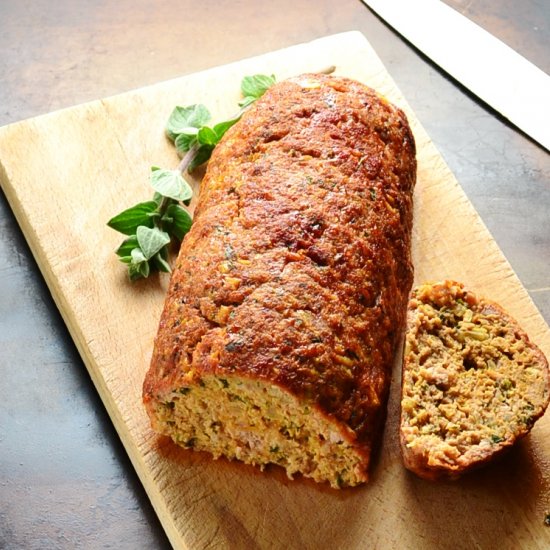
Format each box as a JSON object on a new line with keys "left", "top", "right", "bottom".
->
{"left": 0, "top": 0, "right": 548, "bottom": 547}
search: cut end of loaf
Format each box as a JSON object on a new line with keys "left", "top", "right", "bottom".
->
{"left": 400, "top": 280, "right": 550, "bottom": 480}
{"left": 146, "top": 375, "right": 369, "bottom": 488}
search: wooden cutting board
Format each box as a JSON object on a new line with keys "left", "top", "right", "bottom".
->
{"left": 0, "top": 32, "right": 548, "bottom": 549}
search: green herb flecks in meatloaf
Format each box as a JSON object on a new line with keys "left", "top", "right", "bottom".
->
{"left": 401, "top": 280, "right": 550, "bottom": 480}
{"left": 143, "top": 74, "right": 416, "bottom": 488}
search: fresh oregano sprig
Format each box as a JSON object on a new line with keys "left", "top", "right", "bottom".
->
{"left": 107, "top": 73, "right": 276, "bottom": 281}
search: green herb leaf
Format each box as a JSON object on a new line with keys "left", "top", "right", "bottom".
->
{"left": 166, "top": 104, "right": 211, "bottom": 141}
{"left": 127, "top": 247, "right": 151, "bottom": 281}
{"left": 152, "top": 252, "right": 171, "bottom": 273}
{"left": 174, "top": 132, "right": 198, "bottom": 154}
{"left": 180, "top": 117, "right": 240, "bottom": 164}
{"left": 237, "top": 96, "right": 257, "bottom": 109}
{"left": 128, "top": 257, "right": 150, "bottom": 281}
{"left": 197, "top": 126, "right": 219, "bottom": 146}
{"left": 177, "top": 126, "right": 200, "bottom": 136}
{"left": 240, "top": 74, "right": 276, "bottom": 102}
{"left": 136, "top": 226, "right": 170, "bottom": 260}
{"left": 150, "top": 168, "right": 193, "bottom": 202}
{"left": 115, "top": 235, "right": 139, "bottom": 258}
{"left": 152, "top": 191, "right": 164, "bottom": 205}
{"left": 131, "top": 247, "right": 147, "bottom": 264}
{"left": 164, "top": 203, "right": 193, "bottom": 241}
{"left": 213, "top": 117, "right": 240, "bottom": 139}
{"left": 188, "top": 144, "right": 214, "bottom": 172}
{"left": 107, "top": 201, "right": 158, "bottom": 235}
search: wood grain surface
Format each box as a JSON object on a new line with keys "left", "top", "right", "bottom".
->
{"left": 0, "top": 32, "right": 548, "bottom": 549}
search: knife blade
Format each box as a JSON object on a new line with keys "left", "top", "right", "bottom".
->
{"left": 362, "top": 0, "right": 550, "bottom": 151}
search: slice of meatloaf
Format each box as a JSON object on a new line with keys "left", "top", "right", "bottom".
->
{"left": 400, "top": 280, "right": 550, "bottom": 480}
{"left": 143, "top": 74, "right": 417, "bottom": 488}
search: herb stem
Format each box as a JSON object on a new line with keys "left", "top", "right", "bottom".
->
{"left": 316, "top": 65, "right": 336, "bottom": 75}
{"left": 157, "top": 195, "right": 171, "bottom": 220}
{"left": 177, "top": 142, "right": 200, "bottom": 173}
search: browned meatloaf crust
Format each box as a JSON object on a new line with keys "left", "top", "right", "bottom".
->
{"left": 400, "top": 280, "right": 550, "bottom": 481}
{"left": 143, "top": 74, "right": 417, "bottom": 488}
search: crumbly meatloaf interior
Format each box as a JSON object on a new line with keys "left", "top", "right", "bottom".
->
{"left": 401, "top": 280, "right": 550, "bottom": 479}
{"left": 151, "top": 376, "right": 367, "bottom": 488}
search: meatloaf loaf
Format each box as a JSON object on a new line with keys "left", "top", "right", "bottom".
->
{"left": 400, "top": 280, "right": 550, "bottom": 480}
{"left": 143, "top": 74, "right": 417, "bottom": 488}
